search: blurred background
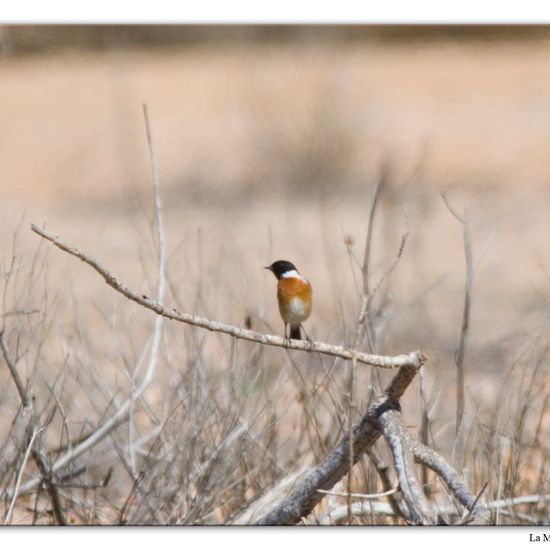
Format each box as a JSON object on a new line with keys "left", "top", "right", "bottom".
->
{"left": 0, "top": 26, "right": 549, "bottom": 524}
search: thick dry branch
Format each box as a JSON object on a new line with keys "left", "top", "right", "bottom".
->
{"left": 412, "top": 441, "right": 490, "bottom": 525}
{"left": 377, "top": 410, "right": 438, "bottom": 524}
{"left": 30, "top": 224, "right": 425, "bottom": 370}
{"left": 252, "top": 365, "right": 419, "bottom": 525}
{"left": 375, "top": 407, "right": 489, "bottom": 525}
{"left": 231, "top": 468, "right": 308, "bottom": 524}
{"left": 366, "top": 449, "right": 410, "bottom": 521}
{"left": 254, "top": 361, "right": 489, "bottom": 526}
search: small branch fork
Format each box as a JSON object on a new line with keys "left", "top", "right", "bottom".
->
{"left": 248, "top": 363, "right": 489, "bottom": 526}
{"left": 0, "top": 331, "right": 66, "bottom": 525}
{"left": 29, "top": 224, "right": 423, "bottom": 371}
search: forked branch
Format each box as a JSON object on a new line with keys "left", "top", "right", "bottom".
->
{"left": 250, "top": 364, "right": 420, "bottom": 525}
{"left": 247, "top": 361, "right": 489, "bottom": 525}
{"left": 0, "top": 331, "right": 66, "bottom": 525}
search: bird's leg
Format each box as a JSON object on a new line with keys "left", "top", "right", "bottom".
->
{"left": 283, "top": 323, "right": 290, "bottom": 347}
{"left": 301, "top": 325, "right": 314, "bottom": 348}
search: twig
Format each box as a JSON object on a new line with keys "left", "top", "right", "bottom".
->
{"left": 0, "top": 310, "right": 40, "bottom": 318}
{"left": 460, "top": 480, "right": 489, "bottom": 525}
{"left": 0, "top": 331, "right": 66, "bottom": 525}
{"left": 4, "top": 427, "right": 39, "bottom": 525}
{"left": 0, "top": 329, "right": 29, "bottom": 407}
{"left": 29, "top": 224, "right": 424, "bottom": 370}
{"left": 343, "top": 176, "right": 388, "bottom": 522}
{"left": 489, "top": 493, "right": 550, "bottom": 509}
{"left": 320, "top": 493, "right": 550, "bottom": 525}
{"left": 361, "top": 179, "right": 382, "bottom": 352}
{"left": 418, "top": 367, "right": 431, "bottom": 493}
{"left": 191, "top": 423, "right": 247, "bottom": 488}
{"left": 31, "top": 448, "right": 67, "bottom": 524}
{"left": 496, "top": 436, "right": 512, "bottom": 525}
{"left": 441, "top": 193, "right": 472, "bottom": 442}
{"left": 473, "top": 224, "right": 496, "bottom": 268}
{"left": 317, "top": 487, "right": 398, "bottom": 500}
{"left": 317, "top": 501, "right": 397, "bottom": 523}
{"left": 342, "top": 181, "right": 382, "bottom": 524}
{"left": 346, "top": 353, "right": 356, "bottom": 524}
{"left": 127, "top": 104, "right": 166, "bottom": 476}
{"left": 141, "top": 102, "right": 166, "bottom": 383}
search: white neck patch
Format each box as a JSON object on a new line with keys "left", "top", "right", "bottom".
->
{"left": 281, "top": 269, "right": 303, "bottom": 280}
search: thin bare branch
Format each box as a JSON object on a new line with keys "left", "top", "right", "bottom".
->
{"left": 317, "top": 501, "right": 396, "bottom": 523}
{"left": 489, "top": 493, "right": 550, "bottom": 509}
{"left": 4, "top": 427, "right": 39, "bottom": 525}
{"left": 317, "top": 486, "right": 398, "bottom": 500}
{"left": 441, "top": 192, "right": 464, "bottom": 223}
{"left": 0, "top": 329, "right": 29, "bottom": 408}
{"left": 127, "top": 104, "right": 167, "bottom": 475}
{"left": 0, "top": 331, "right": 66, "bottom": 524}
{"left": 319, "top": 493, "right": 550, "bottom": 525}
{"left": 29, "top": 223, "right": 425, "bottom": 370}
{"left": 362, "top": 180, "right": 382, "bottom": 298}
{"left": 366, "top": 449, "right": 411, "bottom": 521}
{"left": 441, "top": 193, "right": 473, "bottom": 443}
{"left": 459, "top": 480, "right": 489, "bottom": 525}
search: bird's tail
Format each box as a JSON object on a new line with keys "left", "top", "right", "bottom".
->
{"left": 289, "top": 325, "right": 302, "bottom": 340}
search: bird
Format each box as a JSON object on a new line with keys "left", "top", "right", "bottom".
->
{"left": 264, "top": 260, "right": 312, "bottom": 340}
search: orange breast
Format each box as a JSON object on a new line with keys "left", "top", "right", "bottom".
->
{"left": 277, "top": 276, "right": 312, "bottom": 324}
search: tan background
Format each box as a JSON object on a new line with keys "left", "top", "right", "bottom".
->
{"left": 0, "top": 27, "right": 549, "bottom": 523}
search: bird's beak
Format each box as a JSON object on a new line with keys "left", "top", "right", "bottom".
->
{"left": 263, "top": 265, "right": 272, "bottom": 271}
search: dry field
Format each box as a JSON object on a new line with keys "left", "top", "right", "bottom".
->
{"left": 0, "top": 33, "right": 549, "bottom": 524}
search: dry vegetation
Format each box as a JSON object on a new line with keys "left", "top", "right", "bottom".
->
{"left": 0, "top": 28, "right": 549, "bottom": 525}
